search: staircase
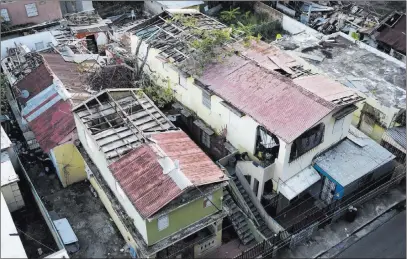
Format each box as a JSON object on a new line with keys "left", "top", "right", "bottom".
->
{"left": 231, "top": 175, "right": 275, "bottom": 239}
{"left": 223, "top": 188, "right": 255, "bottom": 245}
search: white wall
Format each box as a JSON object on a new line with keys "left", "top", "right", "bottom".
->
{"left": 74, "top": 114, "right": 149, "bottom": 242}
{"left": 132, "top": 35, "right": 352, "bottom": 196}
{"left": 1, "top": 182, "right": 24, "bottom": 212}
{"left": 1, "top": 31, "right": 58, "bottom": 59}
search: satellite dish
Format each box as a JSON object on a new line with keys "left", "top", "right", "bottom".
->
{"left": 20, "top": 90, "right": 29, "bottom": 99}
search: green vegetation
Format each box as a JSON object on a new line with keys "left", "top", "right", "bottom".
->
{"left": 219, "top": 7, "right": 283, "bottom": 43}
{"left": 1, "top": 74, "right": 10, "bottom": 114}
{"left": 142, "top": 76, "right": 175, "bottom": 108}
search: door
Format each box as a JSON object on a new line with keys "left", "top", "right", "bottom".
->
{"left": 320, "top": 176, "right": 336, "bottom": 205}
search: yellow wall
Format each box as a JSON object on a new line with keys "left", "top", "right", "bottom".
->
{"left": 51, "top": 143, "right": 86, "bottom": 188}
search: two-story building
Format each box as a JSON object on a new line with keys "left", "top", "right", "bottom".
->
{"left": 124, "top": 9, "right": 366, "bottom": 205}
{"left": 0, "top": 0, "right": 62, "bottom": 26}
{"left": 72, "top": 88, "right": 229, "bottom": 258}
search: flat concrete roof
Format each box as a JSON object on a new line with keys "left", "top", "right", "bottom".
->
{"left": 275, "top": 33, "right": 406, "bottom": 109}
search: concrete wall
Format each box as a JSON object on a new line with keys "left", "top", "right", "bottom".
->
{"left": 74, "top": 114, "right": 149, "bottom": 242}
{"left": 88, "top": 174, "right": 146, "bottom": 258}
{"left": 146, "top": 188, "right": 223, "bottom": 245}
{"left": 253, "top": 2, "right": 322, "bottom": 37}
{"left": 131, "top": 35, "right": 352, "bottom": 198}
{"left": 1, "top": 31, "right": 57, "bottom": 59}
{"left": 193, "top": 220, "right": 222, "bottom": 257}
{"left": 16, "top": 155, "right": 65, "bottom": 250}
{"left": 1, "top": 182, "right": 24, "bottom": 212}
{"left": 0, "top": 0, "right": 62, "bottom": 26}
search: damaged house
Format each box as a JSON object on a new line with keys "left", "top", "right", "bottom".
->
{"left": 123, "top": 9, "right": 398, "bottom": 238}
{"left": 275, "top": 31, "right": 406, "bottom": 144}
{"left": 72, "top": 89, "right": 229, "bottom": 258}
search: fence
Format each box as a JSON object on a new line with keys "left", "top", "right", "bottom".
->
{"left": 233, "top": 234, "right": 279, "bottom": 259}
{"left": 233, "top": 172, "right": 405, "bottom": 259}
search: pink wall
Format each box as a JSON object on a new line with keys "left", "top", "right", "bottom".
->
{"left": 0, "top": 0, "right": 62, "bottom": 26}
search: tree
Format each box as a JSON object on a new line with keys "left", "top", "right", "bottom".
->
{"left": 0, "top": 74, "right": 10, "bottom": 114}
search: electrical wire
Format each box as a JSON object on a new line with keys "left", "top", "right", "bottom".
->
{"left": 15, "top": 226, "right": 56, "bottom": 253}
{"left": 164, "top": 163, "right": 405, "bottom": 258}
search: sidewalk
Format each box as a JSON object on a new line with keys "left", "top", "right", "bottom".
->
{"left": 277, "top": 186, "right": 406, "bottom": 258}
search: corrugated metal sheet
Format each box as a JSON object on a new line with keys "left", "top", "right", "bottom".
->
{"left": 383, "top": 126, "right": 406, "bottom": 150}
{"left": 21, "top": 84, "right": 75, "bottom": 153}
{"left": 109, "top": 144, "right": 183, "bottom": 218}
{"left": 314, "top": 126, "right": 395, "bottom": 187}
{"left": 376, "top": 14, "right": 406, "bottom": 54}
{"left": 293, "top": 75, "right": 362, "bottom": 105}
{"left": 199, "top": 55, "right": 334, "bottom": 143}
{"left": 152, "top": 131, "right": 227, "bottom": 185}
{"left": 109, "top": 130, "right": 227, "bottom": 218}
{"left": 42, "top": 53, "right": 93, "bottom": 105}
{"left": 15, "top": 63, "right": 54, "bottom": 105}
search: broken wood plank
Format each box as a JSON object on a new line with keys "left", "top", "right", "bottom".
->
{"left": 294, "top": 52, "right": 325, "bottom": 62}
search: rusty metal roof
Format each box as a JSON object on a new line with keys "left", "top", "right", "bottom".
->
{"left": 293, "top": 75, "right": 364, "bottom": 106}
{"left": 109, "top": 144, "right": 183, "bottom": 218}
{"left": 376, "top": 13, "right": 406, "bottom": 54}
{"left": 21, "top": 85, "right": 75, "bottom": 153}
{"left": 109, "top": 130, "right": 227, "bottom": 218}
{"left": 199, "top": 54, "right": 335, "bottom": 143}
{"left": 42, "top": 53, "right": 94, "bottom": 105}
{"left": 14, "top": 63, "right": 54, "bottom": 105}
{"left": 14, "top": 61, "right": 76, "bottom": 153}
{"left": 152, "top": 131, "right": 227, "bottom": 185}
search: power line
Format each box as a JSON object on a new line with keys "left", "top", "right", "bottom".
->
{"left": 164, "top": 164, "right": 405, "bottom": 258}
{"left": 15, "top": 226, "right": 56, "bottom": 253}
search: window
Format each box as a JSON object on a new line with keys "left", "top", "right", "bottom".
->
{"left": 203, "top": 194, "right": 213, "bottom": 208}
{"left": 333, "top": 118, "right": 344, "bottom": 134}
{"left": 1, "top": 9, "right": 10, "bottom": 22}
{"left": 201, "top": 131, "right": 211, "bottom": 148}
{"left": 202, "top": 90, "right": 211, "bottom": 109}
{"left": 179, "top": 75, "right": 187, "bottom": 89}
{"left": 253, "top": 178, "right": 259, "bottom": 197}
{"left": 158, "top": 214, "right": 169, "bottom": 231}
{"left": 34, "top": 41, "right": 45, "bottom": 51}
{"left": 25, "top": 3, "right": 38, "bottom": 17}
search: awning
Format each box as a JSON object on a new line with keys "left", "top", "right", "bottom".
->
{"left": 279, "top": 166, "right": 321, "bottom": 200}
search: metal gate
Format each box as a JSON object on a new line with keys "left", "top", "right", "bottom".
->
{"left": 289, "top": 222, "right": 318, "bottom": 249}
{"left": 320, "top": 176, "right": 335, "bottom": 205}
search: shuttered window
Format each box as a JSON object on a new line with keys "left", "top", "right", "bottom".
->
{"left": 202, "top": 90, "right": 211, "bottom": 109}
{"left": 1, "top": 9, "right": 10, "bottom": 21}
{"left": 25, "top": 3, "right": 38, "bottom": 17}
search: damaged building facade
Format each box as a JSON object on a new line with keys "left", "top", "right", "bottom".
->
{"left": 275, "top": 31, "right": 406, "bottom": 144}
{"left": 123, "top": 9, "right": 396, "bottom": 215}
{"left": 72, "top": 89, "right": 229, "bottom": 258}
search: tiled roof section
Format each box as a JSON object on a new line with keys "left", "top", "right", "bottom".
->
{"left": 42, "top": 53, "right": 93, "bottom": 105}
{"left": 199, "top": 55, "right": 334, "bottom": 143}
{"left": 152, "top": 131, "right": 227, "bottom": 185}
{"left": 109, "top": 144, "right": 183, "bottom": 218}
{"left": 26, "top": 100, "right": 75, "bottom": 153}
{"left": 15, "top": 63, "right": 53, "bottom": 105}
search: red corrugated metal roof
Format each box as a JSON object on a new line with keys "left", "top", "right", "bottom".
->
{"left": 42, "top": 53, "right": 93, "bottom": 105}
{"left": 152, "top": 131, "right": 226, "bottom": 185}
{"left": 15, "top": 57, "right": 76, "bottom": 153}
{"left": 15, "top": 63, "right": 53, "bottom": 105}
{"left": 26, "top": 100, "right": 76, "bottom": 153}
{"left": 109, "top": 144, "right": 183, "bottom": 218}
{"left": 199, "top": 55, "right": 334, "bottom": 143}
{"left": 108, "top": 130, "right": 226, "bottom": 218}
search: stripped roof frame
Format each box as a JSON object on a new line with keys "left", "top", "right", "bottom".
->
{"left": 130, "top": 9, "right": 235, "bottom": 64}
{"left": 73, "top": 88, "right": 177, "bottom": 163}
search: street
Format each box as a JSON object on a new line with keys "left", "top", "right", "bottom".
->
{"left": 337, "top": 210, "right": 406, "bottom": 258}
